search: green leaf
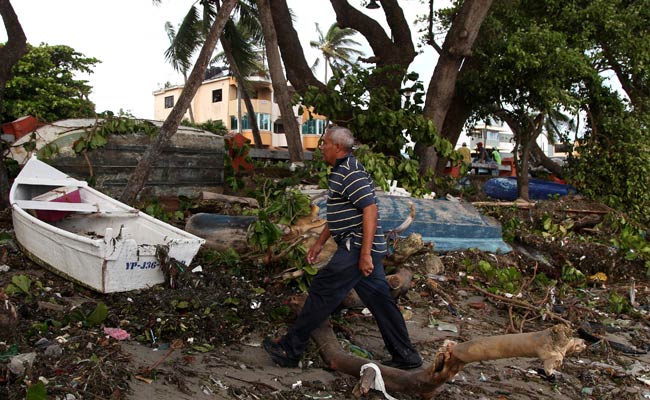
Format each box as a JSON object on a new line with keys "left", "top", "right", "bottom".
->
{"left": 26, "top": 382, "right": 47, "bottom": 400}
{"left": 192, "top": 344, "right": 214, "bottom": 353}
{"left": 175, "top": 301, "right": 190, "bottom": 309}
{"left": 0, "top": 231, "right": 13, "bottom": 243}
{"left": 302, "top": 265, "right": 319, "bottom": 275}
{"left": 223, "top": 297, "right": 240, "bottom": 305}
{"left": 0, "top": 344, "right": 19, "bottom": 361}
{"left": 11, "top": 275, "right": 32, "bottom": 294}
{"left": 86, "top": 302, "right": 108, "bottom": 326}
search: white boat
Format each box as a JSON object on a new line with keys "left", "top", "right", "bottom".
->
{"left": 9, "top": 156, "right": 205, "bottom": 293}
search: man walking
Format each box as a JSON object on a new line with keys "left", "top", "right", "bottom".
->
{"left": 263, "top": 126, "right": 422, "bottom": 370}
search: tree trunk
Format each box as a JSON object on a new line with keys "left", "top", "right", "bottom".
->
{"left": 268, "top": 0, "right": 325, "bottom": 94}
{"left": 256, "top": 0, "right": 303, "bottom": 162}
{"left": 0, "top": 0, "right": 28, "bottom": 209}
{"left": 416, "top": 0, "right": 493, "bottom": 176}
{"left": 330, "top": 0, "right": 416, "bottom": 95}
{"left": 433, "top": 86, "right": 475, "bottom": 174}
{"left": 517, "top": 136, "right": 531, "bottom": 202}
{"left": 501, "top": 112, "right": 545, "bottom": 202}
{"left": 0, "top": 0, "right": 26, "bottom": 107}
{"left": 530, "top": 140, "right": 564, "bottom": 179}
{"left": 181, "top": 72, "right": 195, "bottom": 124}
{"left": 221, "top": 35, "right": 263, "bottom": 148}
{"left": 119, "top": 0, "right": 238, "bottom": 205}
{"left": 519, "top": 114, "right": 547, "bottom": 200}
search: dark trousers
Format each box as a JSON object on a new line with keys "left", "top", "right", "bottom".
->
{"left": 281, "top": 242, "right": 418, "bottom": 361}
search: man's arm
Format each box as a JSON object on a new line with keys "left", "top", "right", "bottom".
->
{"left": 359, "top": 203, "right": 378, "bottom": 276}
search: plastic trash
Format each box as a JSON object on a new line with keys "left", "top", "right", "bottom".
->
{"left": 360, "top": 363, "right": 399, "bottom": 400}
{"left": 104, "top": 327, "right": 130, "bottom": 340}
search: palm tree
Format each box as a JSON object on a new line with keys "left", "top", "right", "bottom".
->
{"left": 310, "top": 22, "right": 364, "bottom": 82}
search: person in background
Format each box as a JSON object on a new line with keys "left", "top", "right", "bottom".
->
{"left": 458, "top": 142, "right": 472, "bottom": 166}
{"left": 263, "top": 126, "right": 422, "bottom": 370}
{"left": 476, "top": 142, "right": 487, "bottom": 163}
{"left": 492, "top": 147, "right": 502, "bottom": 165}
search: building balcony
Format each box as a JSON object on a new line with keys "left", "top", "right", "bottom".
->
{"left": 228, "top": 98, "right": 273, "bottom": 115}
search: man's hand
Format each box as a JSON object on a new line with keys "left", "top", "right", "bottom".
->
{"left": 306, "top": 242, "right": 323, "bottom": 264}
{"left": 359, "top": 253, "right": 373, "bottom": 277}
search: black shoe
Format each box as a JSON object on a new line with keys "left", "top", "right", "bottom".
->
{"left": 263, "top": 338, "right": 300, "bottom": 368}
{"left": 381, "top": 357, "right": 423, "bottom": 370}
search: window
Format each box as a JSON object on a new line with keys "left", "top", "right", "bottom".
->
{"left": 230, "top": 115, "right": 238, "bottom": 130}
{"left": 164, "top": 96, "right": 174, "bottom": 109}
{"left": 301, "top": 119, "right": 325, "bottom": 135}
{"left": 256, "top": 113, "right": 270, "bottom": 131}
{"left": 241, "top": 114, "right": 250, "bottom": 130}
{"left": 212, "top": 89, "right": 223, "bottom": 103}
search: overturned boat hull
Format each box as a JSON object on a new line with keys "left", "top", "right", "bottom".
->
{"left": 313, "top": 193, "right": 511, "bottom": 253}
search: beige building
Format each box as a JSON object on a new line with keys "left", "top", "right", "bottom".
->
{"left": 153, "top": 74, "right": 324, "bottom": 150}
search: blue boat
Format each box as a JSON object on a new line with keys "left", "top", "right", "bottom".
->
{"left": 316, "top": 194, "right": 511, "bottom": 253}
{"left": 484, "top": 177, "right": 576, "bottom": 201}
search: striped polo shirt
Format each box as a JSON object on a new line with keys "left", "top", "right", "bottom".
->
{"left": 327, "top": 154, "right": 387, "bottom": 255}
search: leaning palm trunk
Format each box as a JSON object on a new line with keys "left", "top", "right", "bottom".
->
{"left": 255, "top": 0, "right": 303, "bottom": 162}
{"left": 119, "top": 0, "right": 237, "bottom": 205}
{"left": 182, "top": 72, "right": 195, "bottom": 124}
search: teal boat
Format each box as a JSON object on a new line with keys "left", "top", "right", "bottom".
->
{"left": 316, "top": 194, "right": 511, "bottom": 254}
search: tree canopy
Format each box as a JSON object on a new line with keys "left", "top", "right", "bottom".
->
{"left": 1, "top": 43, "right": 99, "bottom": 123}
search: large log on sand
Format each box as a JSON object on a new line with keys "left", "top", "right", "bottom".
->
{"left": 311, "top": 322, "right": 585, "bottom": 399}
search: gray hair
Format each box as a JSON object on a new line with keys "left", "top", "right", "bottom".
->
{"left": 326, "top": 126, "right": 355, "bottom": 151}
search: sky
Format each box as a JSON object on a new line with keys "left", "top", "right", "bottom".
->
{"left": 2, "top": 0, "right": 445, "bottom": 120}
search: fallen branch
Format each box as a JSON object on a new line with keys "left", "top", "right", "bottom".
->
{"left": 572, "top": 214, "right": 603, "bottom": 231}
{"left": 471, "top": 284, "right": 571, "bottom": 325}
{"left": 472, "top": 200, "right": 536, "bottom": 209}
{"left": 142, "top": 339, "right": 183, "bottom": 374}
{"left": 564, "top": 208, "right": 610, "bottom": 215}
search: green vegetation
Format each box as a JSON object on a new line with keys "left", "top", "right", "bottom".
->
{"left": 1, "top": 44, "right": 99, "bottom": 123}
{"left": 465, "top": 259, "right": 523, "bottom": 295}
{"left": 181, "top": 119, "right": 228, "bottom": 135}
{"left": 300, "top": 64, "right": 456, "bottom": 170}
